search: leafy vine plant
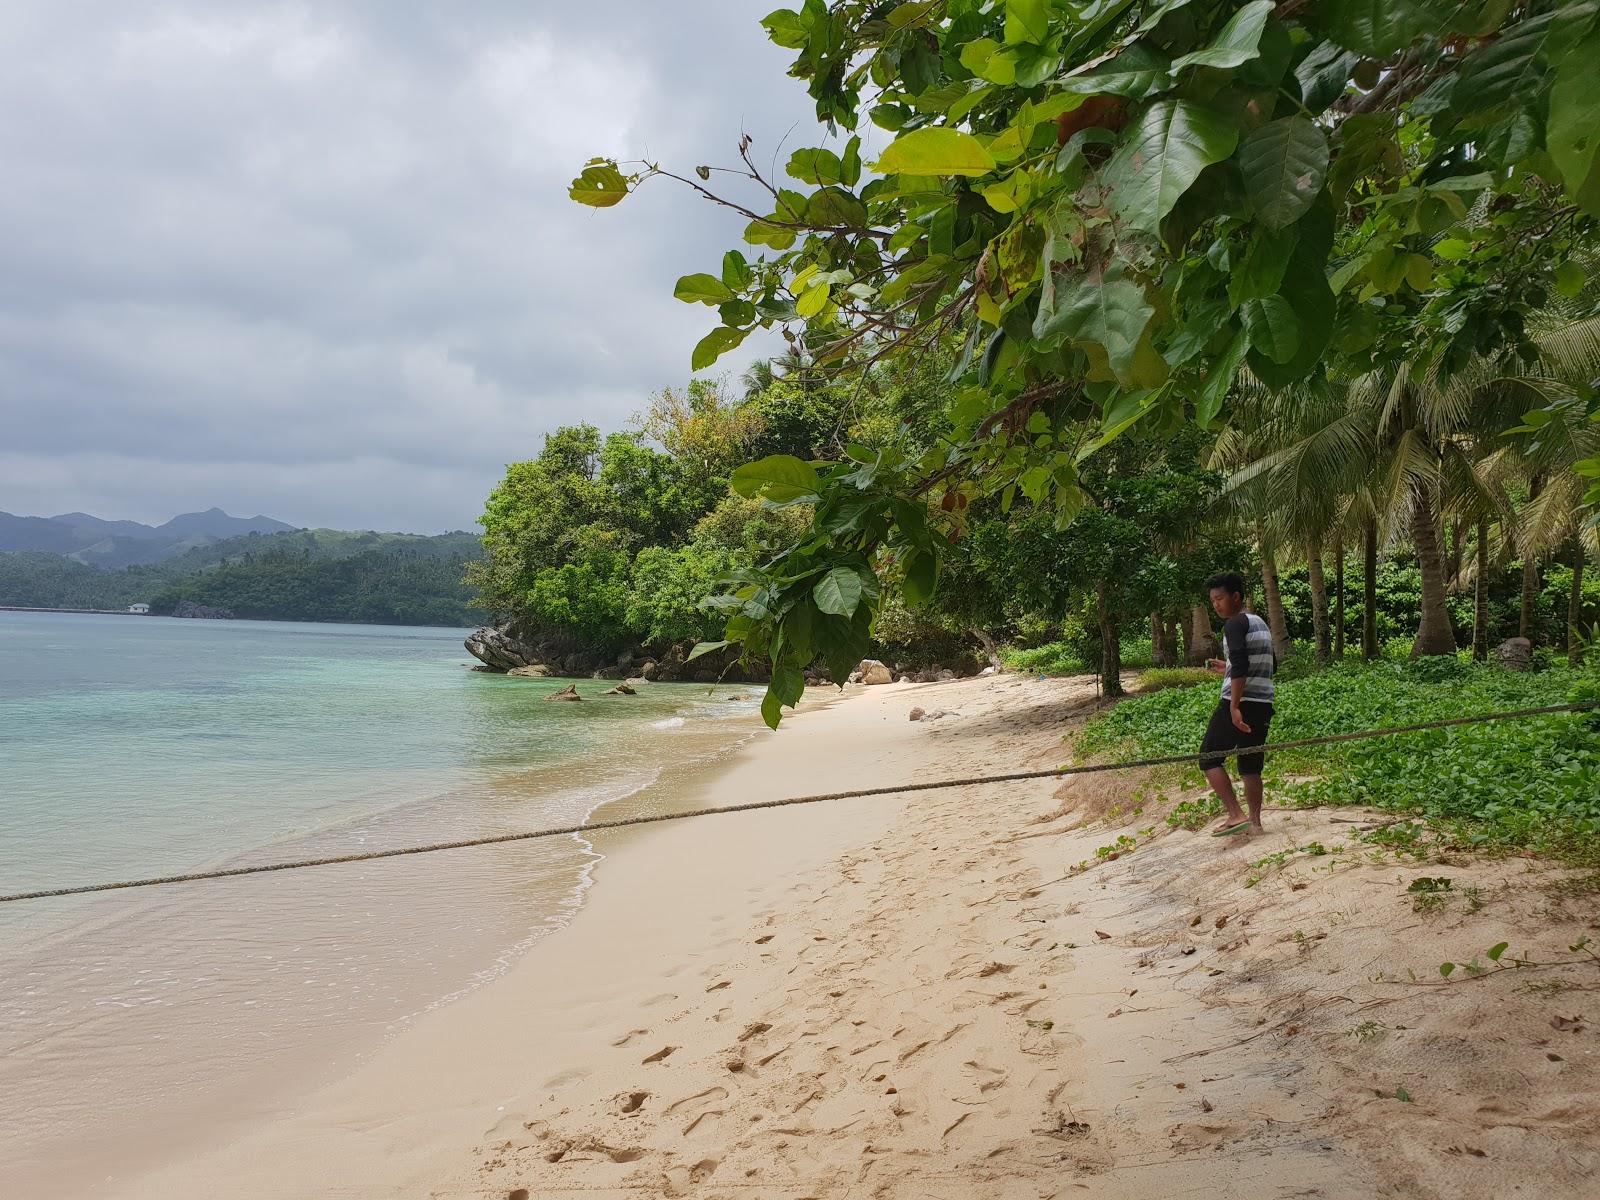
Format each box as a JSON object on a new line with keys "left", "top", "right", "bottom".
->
{"left": 572, "top": 1, "right": 1600, "bottom": 726}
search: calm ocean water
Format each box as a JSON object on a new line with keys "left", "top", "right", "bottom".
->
{"left": 0, "top": 611, "right": 759, "bottom": 1195}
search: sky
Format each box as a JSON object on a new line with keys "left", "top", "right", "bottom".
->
{"left": 0, "top": 2, "right": 839, "bottom": 533}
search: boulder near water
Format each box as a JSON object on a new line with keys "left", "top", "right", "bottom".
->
{"left": 857, "top": 659, "right": 893, "bottom": 685}
{"left": 464, "top": 626, "right": 540, "bottom": 672}
{"left": 545, "top": 684, "right": 582, "bottom": 701}
{"left": 508, "top": 663, "right": 552, "bottom": 678}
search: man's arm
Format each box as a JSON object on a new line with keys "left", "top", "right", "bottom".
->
{"left": 1223, "top": 614, "right": 1252, "bottom": 733}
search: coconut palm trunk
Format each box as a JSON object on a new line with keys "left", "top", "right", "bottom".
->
{"left": 1472, "top": 515, "right": 1491, "bottom": 661}
{"left": 1410, "top": 490, "right": 1459, "bottom": 658}
{"left": 1187, "top": 603, "right": 1219, "bottom": 666}
{"left": 1362, "top": 516, "right": 1379, "bottom": 660}
{"left": 1333, "top": 533, "right": 1346, "bottom": 660}
{"left": 1570, "top": 538, "right": 1587, "bottom": 667}
{"left": 1307, "top": 534, "right": 1329, "bottom": 665}
{"left": 1520, "top": 474, "right": 1544, "bottom": 642}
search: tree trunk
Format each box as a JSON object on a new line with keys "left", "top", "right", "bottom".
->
{"left": 1150, "top": 612, "right": 1177, "bottom": 667}
{"left": 1096, "top": 580, "right": 1122, "bottom": 697}
{"left": 1307, "top": 534, "right": 1330, "bottom": 666}
{"left": 1362, "top": 515, "right": 1379, "bottom": 661}
{"left": 1410, "top": 491, "right": 1459, "bottom": 658}
{"left": 1447, "top": 520, "right": 1464, "bottom": 593}
{"left": 1472, "top": 515, "right": 1490, "bottom": 661}
{"left": 1570, "top": 539, "right": 1587, "bottom": 667}
{"left": 1175, "top": 608, "right": 1190, "bottom": 664}
{"left": 1187, "top": 604, "right": 1219, "bottom": 666}
{"left": 1257, "top": 525, "right": 1292, "bottom": 663}
{"left": 1333, "top": 532, "right": 1346, "bottom": 660}
{"left": 969, "top": 627, "right": 1004, "bottom": 672}
{"left": 1521, "top": 474, "right": 1543, "bottom": 642}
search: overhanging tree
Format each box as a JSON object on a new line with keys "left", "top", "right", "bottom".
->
{"left": 574, "top": 0, "right": 1600, "bottom": 722}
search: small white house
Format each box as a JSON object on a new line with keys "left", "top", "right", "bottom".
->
{"left": 128, "top": 602, "right": 150, "bottom": 615}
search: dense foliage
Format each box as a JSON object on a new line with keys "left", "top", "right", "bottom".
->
{"left": 0, "top": 530, "right": 482, "bottom": 627}
{"left": 575, "top": 0, "right": 1600, "bottom": 723}
{"left": 1075, "top": 658, "right": 1600, "bottom": 850}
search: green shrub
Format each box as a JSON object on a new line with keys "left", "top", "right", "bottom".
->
{"left": 1002, "top": 640, "right": 1085, "bottom": 675}
{"left": 1075, "top": 660, "right": 1600, "bottom": 852}
{"left": 1139, "top": 667, "right": 1216, "bottom": 692}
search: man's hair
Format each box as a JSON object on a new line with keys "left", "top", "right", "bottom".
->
{"left": 1205, "top": 571, "right": 1246, "bottom": 599}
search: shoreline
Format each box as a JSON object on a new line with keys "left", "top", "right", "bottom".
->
{"left": 84, "top": 674, "right": 1600, "bottom": 1197}
{"left": 106, "top": 680, "right": 900, "bottom": 1198}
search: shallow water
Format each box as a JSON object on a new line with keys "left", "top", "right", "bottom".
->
{"left": 0, "top": 611, "right": 759, "bottom": 1194}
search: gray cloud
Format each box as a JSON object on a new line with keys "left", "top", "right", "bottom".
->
{"left": 0, "top": 2, "right": 827, "bottom": 531}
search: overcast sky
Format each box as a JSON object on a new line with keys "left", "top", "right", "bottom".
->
{"left": 0, "top": 2, "right": 838, "bottom": 532}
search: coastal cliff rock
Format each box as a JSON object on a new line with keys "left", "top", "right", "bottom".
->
{"left": 465, "top": 626, "right": 540, "bottom": 672}
{"left": 172, "top": 600, "right": 236, "bottom": 619}
{"left": 464, "top": 621, "right": 769, "bottom": 683}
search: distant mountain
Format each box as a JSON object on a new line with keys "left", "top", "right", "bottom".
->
{"left": 155, "top": 508, "right": 297, "bottom": 538}
{"left": 0, "top": 507, "right": 301, "bottom": 567}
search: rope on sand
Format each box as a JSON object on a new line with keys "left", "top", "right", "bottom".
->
{"left": 2, "top": 701, "right": 1595, "bottom": 906}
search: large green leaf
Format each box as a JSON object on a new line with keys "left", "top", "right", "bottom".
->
{"left": 691, "top": 325, "right": 748, "bottom": 370}
{"left": 1451, "top": 9, "right": 1559, "bottom": 115}
{"left": 1197, "top": 327, "right": 1247, "bottom": 426}
{"left": 901, "top": 549, "right": 938, "bottom": 607}
{"left": 873, "top": 127, "right": 996, "bottom": 176}
{"left": 568, "top": 163, "right": 629, "bottom": 207}
{"left": 815, "top": 610, "right": 873, "bottom": 689}
{"left": 1171, "top": 1, "right": 1274, "bottom": 72}
{"left": 1105, "top": 100, "right": 1238, "bottom": 234}
{"left": 1548, "top": 16, "right": 1600, "bottom": 215}
{"left": 1058, "top": 43, "right": 1171, "bottom": 99}
{"left": 673, "top": 273, "right": 734, "bottom": 305}
{"left": 760, "top": 8, "right": 811, "bottom": 49}
{"left": 1247, "top": 213, "right": 1335, "bottom": 387}
{"left": 1004, "top": 0, "right": 1049, "bottom": 45}
{"left": 1033, "top": 260, "right": 1157, "bottom": 387}
{"left": 1320, "top": 0, "right": 1459, "bottom": 58}
{"left": 729, "top": 455, "right": 823, "bottom": 504}
{"left": 813, "top": 566, "right": 864, "bottom": 617}
{"left": 786, "top": 147, "right": 844, "bottom": 185}
{"left": 1241, "top": 295, "right": 1301, "bottom": 364}
{"left": 1238, "top": 117, "right": 1329, "bottom": 229}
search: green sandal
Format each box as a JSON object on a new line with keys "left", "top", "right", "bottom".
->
{"left": 1210, "top": 820, "right": 1253, "bottom": 837}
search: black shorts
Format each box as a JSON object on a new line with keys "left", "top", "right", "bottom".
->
{"left": 1198, "top": 700, "right": 1274, "bottom": 775}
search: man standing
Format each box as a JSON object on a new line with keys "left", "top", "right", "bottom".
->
{"left": 1198, "top": 572, "right": 1276, "bottom": 836}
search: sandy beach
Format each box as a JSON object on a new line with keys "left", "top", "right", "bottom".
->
{"left": 108, "top": 674, "right": 1600, "bottom": 1199}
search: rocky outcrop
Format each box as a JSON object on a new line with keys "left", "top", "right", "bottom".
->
{"left": 1495, "top": 637, "right": 1533, "bottom": 671}
{"left": 508, "top": 663, "right": 552, "bottom": 678}
{"left": 545, "top": 684, "right": 582, "bottom": 701}
{"left": 604, "top": 682, "right": 637, "bottom": 695}
{"left": 465, "top": 626, "right": 541, "bottom": 672}
{"left": 857, "top": 659, "right": 893, "bottom": 685}
{"left": 172, "top": 600, "right": 235, "bottom": 619}
{"left": 464, "top": 621, "right": 770, "bottom": 682}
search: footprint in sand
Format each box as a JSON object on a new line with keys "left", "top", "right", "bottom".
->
{"left": 612, "top": 1028, "right": 649, "bottom": 1047}
{"left": 642, "top": 1045, "right": 677, "bottom": 1064}
{"left": 616, "top": 1090, "right": 649, "bottom": 1114}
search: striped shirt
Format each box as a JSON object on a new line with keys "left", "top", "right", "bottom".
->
{"left": 1221, "top": 611, "right": 1275, "bottom": 703}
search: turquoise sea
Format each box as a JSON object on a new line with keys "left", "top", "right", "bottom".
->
{"left": 0, "top": 611, "right": 760, "bottom": 1196}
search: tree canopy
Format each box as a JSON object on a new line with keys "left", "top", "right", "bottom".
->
{"left": 574, "top": 0, "right": 1600, "bottom": 724}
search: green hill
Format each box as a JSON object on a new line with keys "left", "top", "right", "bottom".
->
{"left": 0, "top": 529, "right": 482, "bottom": 626}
